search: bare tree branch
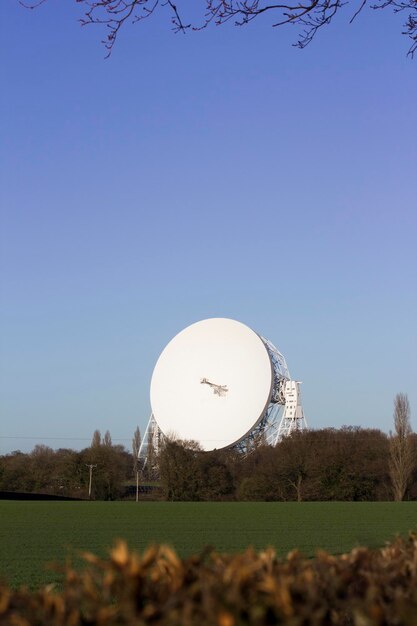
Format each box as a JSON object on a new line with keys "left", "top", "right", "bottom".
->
{"left": 19, "top": 0, "right": 48, "bottom": 8}
{"left": 350, "top": 0, "right": 367, "bottom": 22}
{"left": 19, "top": 0, "right": 417, "bottom": 57}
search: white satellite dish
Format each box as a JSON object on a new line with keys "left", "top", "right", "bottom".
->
{"left": 139, "top": 318, "right": 307, "bottom": 463}
{"left": 151, "top": 318, "right": 273, "bottom": 450}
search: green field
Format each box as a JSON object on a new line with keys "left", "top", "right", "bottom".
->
{"left": 1, "top": 501, "right": 417, "bottom": 589}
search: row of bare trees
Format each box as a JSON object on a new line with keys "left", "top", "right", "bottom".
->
{"left": 0, "top": 428, "right": 142, "bottom": 500}
{"left": 156, "top": 393, "right": 415, "bottom": 502}
{"left": 0, "top": 394, "right": 413, "bottom": 501}
{"left": 156, "top": 426, "right": 416, "bottom": 502}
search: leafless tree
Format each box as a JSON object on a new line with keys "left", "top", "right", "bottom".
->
{"left": 91, "top": 429, "right": 102, "bottom": 447}
{"left": 20, "top": 0, "right": 417, "bottom": 57}
{"left": 389, "top": 393, "right": 414, "bottom": 501}
{"left": 132, "top": 426, "right": 141, "bottom": 501}
{"left": 103, "top": 430, "right": 113, "bottom": 447}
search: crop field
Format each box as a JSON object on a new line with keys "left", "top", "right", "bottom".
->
{"left": 1, "top": 501, "right": 417, "bottom": 589}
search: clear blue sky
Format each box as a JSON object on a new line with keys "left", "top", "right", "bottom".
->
{"left": 1, "top": 1, "right": 416, "bottom": 454}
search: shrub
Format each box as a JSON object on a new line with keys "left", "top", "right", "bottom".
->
{"left": 2, "top": 533, "right": 417, "bottom": 625}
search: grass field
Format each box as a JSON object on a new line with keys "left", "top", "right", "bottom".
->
{"left": 1, "top": 501, "right": 417, "bottom": 589}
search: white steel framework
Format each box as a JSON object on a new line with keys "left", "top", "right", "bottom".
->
{"left": 138, "top": 413, "right": 161, "bottom": 471}
{"left": 233, "top": 338, "right": 307, "bottom": 453}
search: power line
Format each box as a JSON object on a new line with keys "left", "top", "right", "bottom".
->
{"left": 0, "top": 436, "right": 132, "bottom": 442}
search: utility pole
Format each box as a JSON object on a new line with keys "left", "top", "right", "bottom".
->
{"left": 85, "top": 464, "right": 97, "bottom": 499}
{"left": 132, "top": 426, "right": 141, "bottom": 503}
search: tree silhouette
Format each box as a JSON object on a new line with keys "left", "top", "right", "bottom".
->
{"left": 103, "top": 430, "right": 113, "bottom": 447}
{"left": 91, "top": 429, "right": 102, "bottom": 447}
{"left": 20, "top": 0, "right": 417, "bottom": 57}
{"left": 132, "top": 426, "right": 141, "bottom": 501}
{"left": 389, "top": 393, "right": 414, "bottom": 501}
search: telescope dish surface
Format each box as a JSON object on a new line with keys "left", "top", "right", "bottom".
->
{"left": 150, "top": 318, "right": 273, "bottom": 451}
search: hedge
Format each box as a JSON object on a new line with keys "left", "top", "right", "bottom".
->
{"left": 1, "top": 533, "right": 417, "bottom": 625}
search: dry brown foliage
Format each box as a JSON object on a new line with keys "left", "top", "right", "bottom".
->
{"left": 2, "top": 533, "right": 417, "bottom": 625}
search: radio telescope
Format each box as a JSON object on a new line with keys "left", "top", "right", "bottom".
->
{"left": 138, "top": 318, "right": 307, "bottom": 465}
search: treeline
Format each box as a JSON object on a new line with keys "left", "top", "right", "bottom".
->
{"left": 0, "top": 431, "right": 134, "bottom": 500}
{"left": 157, "top": 427, "right": 416, "bottom": 502}
{"left": 157, "top": 393, "right": 416, "bottom": 502}
{"left": 1, "top": 394, "right": 415, "bottom": 502}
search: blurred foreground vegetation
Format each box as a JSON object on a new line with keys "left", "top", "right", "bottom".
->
{"left": 2, "top": 531, "right": 417, "bottom": 625}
